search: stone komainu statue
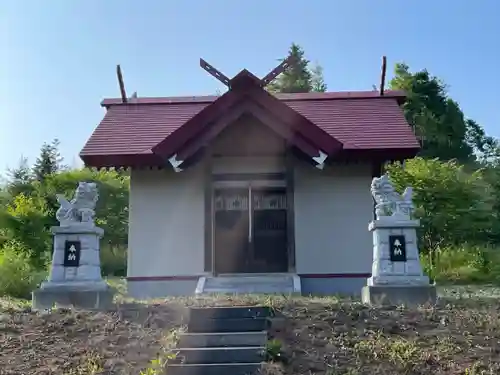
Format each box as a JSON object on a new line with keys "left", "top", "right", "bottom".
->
{"left": 55, "top": 182, "right": 99, "bottom": 227}
{"left": 370, "top": 174, "right": 414, "bottom": 220}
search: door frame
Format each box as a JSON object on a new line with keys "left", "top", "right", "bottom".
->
{"left": 210, "top": 177, "right": 292, "bottom": 275}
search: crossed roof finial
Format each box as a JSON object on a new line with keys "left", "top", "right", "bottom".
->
{"left": 199, "top": 53, "right": 298, "bottom": 89}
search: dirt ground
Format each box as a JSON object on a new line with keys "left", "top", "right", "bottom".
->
{"left": 1, "top": 287, "right": 500, "bottom": 375}
{"left": 0, "top": 303, "right": 187, "bottom": 375}
{"left": 273, "top": 297, "right": 500, "bottom": 374}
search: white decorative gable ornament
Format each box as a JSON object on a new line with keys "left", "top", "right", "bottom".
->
{"left": 56, "top": 182, "right": 99, "bottom": 228}
{"left": 371, "top": 174, "right": 414, "bottom": 221}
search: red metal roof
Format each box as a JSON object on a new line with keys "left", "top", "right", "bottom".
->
{"left": 80, "top": 90, "right": 419, "bottom": 167}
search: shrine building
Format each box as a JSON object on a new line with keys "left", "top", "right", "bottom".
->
{"left": 79, "top": 57, "right": 420, "bottom": 298}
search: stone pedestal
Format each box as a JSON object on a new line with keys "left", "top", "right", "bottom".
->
{"left": 32, "top": 225, "right": 115, "bottom": 310}
{"left": 362, "top": 218, "right": 437, "bottom": 306}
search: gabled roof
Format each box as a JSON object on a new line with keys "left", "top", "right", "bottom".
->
{"left": 80, "top": 84, "right": 419, "bottom": 168}
{"left": 151, "top": 70, "right": 343, "bottom": 165}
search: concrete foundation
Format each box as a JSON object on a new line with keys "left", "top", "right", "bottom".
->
{"left": 32, "top": 283, "right": 115, "bottom": 310}
{"left": 361, "top": 284, "right": 437, "bottom": 307}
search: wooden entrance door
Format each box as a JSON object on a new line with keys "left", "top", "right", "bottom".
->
{"left": 213, "top": 185, "right": 288, "bottom": 274}
{"left": 250, "top": 187, "right": 288, "bottom": 273}
{"left": 214, "top": 188, "right": 250, "bottom": 274}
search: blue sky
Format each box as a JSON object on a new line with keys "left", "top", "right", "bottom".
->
{"left": 1, "top": 0, "right": 499, "bottom": 175}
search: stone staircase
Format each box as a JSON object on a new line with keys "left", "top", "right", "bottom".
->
{"left": 196, "top": 274, "right": 301, "bottom": 295}
{"left": 168, "top": 306, "right": 272, "bottom": 375}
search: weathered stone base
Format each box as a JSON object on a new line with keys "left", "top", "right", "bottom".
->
{"left": 361, "top": 284, "right": 437, "bottom": 307}
{"left": 32, "top": 284, "right": 115, "bottom": 310}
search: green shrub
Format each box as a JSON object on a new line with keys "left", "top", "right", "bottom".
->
{"left": 0, "top": 242, "right": 47, "bottom": 298}
{"left": 41, "top": 169, "right": 129, "bottom": 248}
{"left": 100, "top": 245, "right": 127, "bottom": 277}
{"left": 265, "top": 339, "right": 284, "bottom": 362}
{"left": 421, "top": 244, "right": 500, "bottom": 284}
{"left": 387, "top": 158, "right": 491, "bottom": 253}
{"left": 3, "top": 193, "right": 52, "bottom": 267}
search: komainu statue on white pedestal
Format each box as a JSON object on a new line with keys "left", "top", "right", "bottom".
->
{"left": 371, "top": 174, "right": 414, "bottom": 220}
{"left": 55, "top": 182, "right": 99, "bottom": 227}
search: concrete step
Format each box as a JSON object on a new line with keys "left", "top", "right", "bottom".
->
{"left": 206, "top": 279, "right": 291, "bottom": 287}
{"left": 201, "top": 275, "right": 298, "bottom": 295}
{"left": 178, "top": 331, "right": 268, "bottom": 348}
{"left": 168, "top": 362, "right": 262, "bottom": 375}
{"left": 189, "top": 306, "right": 273, "bottom": 320}
{"left": 173, "top": 346, "right": 264, "bottom": 364}
{"left": 187, "top": 317, "right": 269, "bottom": 333}
{"left": 202, "top": 287, "right": 294, "bottom": 294}
{"left": 205, "top": 275, "right": 292, "bottom": 286}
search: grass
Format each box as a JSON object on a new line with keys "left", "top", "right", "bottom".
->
{"left": 3, "top": 283, "right": 500, "bottom": 374}
{"left": 0, "top": 295, "right": 31, "bottom": 310}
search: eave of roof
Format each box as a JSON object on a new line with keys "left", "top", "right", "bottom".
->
{"left": 100, "top": 90, "right": 407, "bottom": 107}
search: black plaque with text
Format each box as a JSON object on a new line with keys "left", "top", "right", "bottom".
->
{"left": 63, "top": 240, "right": 81, "bottom": 267}
{"left": 389, "top": 235, "right": 407, "bottom": 262}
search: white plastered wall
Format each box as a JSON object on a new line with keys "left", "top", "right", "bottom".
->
{"left": 211, "top": 156, "right": 285, "bottom": 174}
{"left": 127, "top": 165, "right": 205, "bottom": 277}
{"left": 294, "top": 161, "right": 374, "bottom": 274}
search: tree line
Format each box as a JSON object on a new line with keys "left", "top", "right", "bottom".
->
{"left": 0, "top": 140, "right": 129, "bottom": 297}
{"left": 1, "top": 42, "right": 500, "bottom": 298}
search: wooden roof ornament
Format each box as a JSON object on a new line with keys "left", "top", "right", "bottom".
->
{"left": 199, "top": 53, "right": 298, "bottom": 89}
{"left": 260, "top": 54, "right": 298, "bottom": 87}
{"left": 379, "top": 56, "right": 387, "bottom": 96}
{"left": 152, "top": 54, "right": 342, "bottom": 173}
{"left": 200, "top": 59, "right": 231, "bottom": 88}
{"left": 116, "top": 65, "right": 128, "bottom": 103}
